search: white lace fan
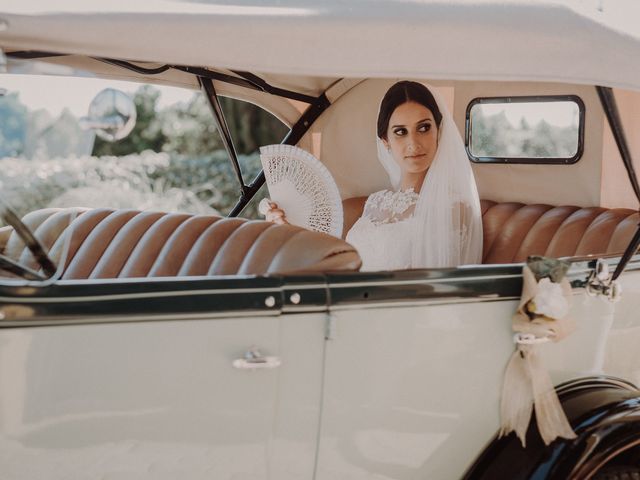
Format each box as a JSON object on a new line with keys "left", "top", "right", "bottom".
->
{"left": 259, "top": 144, "right": 343, "bottom": 238}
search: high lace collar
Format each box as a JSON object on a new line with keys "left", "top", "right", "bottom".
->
{"left": 361, "top": 188, "right": 419, "bottom": 225}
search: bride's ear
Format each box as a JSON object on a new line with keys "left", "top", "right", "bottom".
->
{"left": 381, "top": 138, "right": 390, "bottom": 151}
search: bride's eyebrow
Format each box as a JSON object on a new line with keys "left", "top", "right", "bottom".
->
{"left": 391, "top": 118, "right": 432, "bottom": 128}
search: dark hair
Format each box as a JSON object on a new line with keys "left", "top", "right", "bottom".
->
{"left": 376, "top": 81, "right": 442, "bottom": 140}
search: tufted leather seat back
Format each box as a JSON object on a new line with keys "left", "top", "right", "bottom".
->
{"left": 481, "top": 200, "right": 639, "bottom": 264}
{"left": 1, "top": 202, "right": 638, "bottom": 275}
{"left": 0, "top": 208, "right": 362, "bottom": 278}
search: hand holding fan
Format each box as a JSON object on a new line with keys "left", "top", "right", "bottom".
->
{"left": 259, "top": 144, "right": 343, "bottom": 238}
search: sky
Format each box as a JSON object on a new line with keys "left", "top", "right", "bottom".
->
{"left": 2, "top": 72, "right": 579, "bottom": 129}
{"left": 0, "top": 0, "right": 316, "bottom": 17}
{"left": 475, "top": 102, "right": 579, "bottom": 128}
{"left": 0, "top": 73, "right": 195, "bottom": 117}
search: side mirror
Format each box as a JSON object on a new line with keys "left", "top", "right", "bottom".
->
{"left": 80, "top": 88, "right": 136, "bottom": 141}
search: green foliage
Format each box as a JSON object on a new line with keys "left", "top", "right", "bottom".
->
{"left": 91, "top": 86, "right": 288, "bottom": 160}
{"left": 161, "top": 94, "right": 222, "bottom": 155}
{"left": 0, "top": 151, "right": 263, "bottom": 221}
{"left": 26, "top": 109, "right": 95, "bottom": 159}
{"left": 0, "top": 83, "right": 285, "bottom": 221}
{"left": 471, "top": 109, "right": 579, "bottom": 158}
{"left": 219, "top": 96, "right": 288, "bottom": 156}
{"left": 147, "top": 150, "right": 264, "bottom": 216}
{"left": 0, "top": 92, "right": 28, "bottom": 157}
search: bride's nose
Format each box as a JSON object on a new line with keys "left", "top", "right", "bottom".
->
{"left": 406, "top": 136, "right": 420, "bottom": 153}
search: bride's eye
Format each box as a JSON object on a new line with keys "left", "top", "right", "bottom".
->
{"left": 418, "top": 122, "right": 431, "bottom": 133}
{"left": 393, "top": 127, "right": 407, "bottom": 136}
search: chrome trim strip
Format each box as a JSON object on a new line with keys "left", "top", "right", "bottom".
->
{"left": 328, "top": 295, "right": 517, "bottom": 311}
{"left": 0, "top": 309, "right": 281, "bottom": 328}
{"left": 0, "top": 255, "right": 638, "bottom": 328}
{"left": 0, "top": 286, "right": 280, "bottom": 304}
{"left": 326, "top": 273, "right": 522, "bottom": 289}
{"left": 0, "top": 265, "right": 605, "bottom": 303}
{"left": 282, "top": 284, "right": 327, "bottom": 290}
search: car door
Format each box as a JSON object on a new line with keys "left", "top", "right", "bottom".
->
{"left": 0, "top": 278, "right": 325, "bottom": 480}
{"left": 313, "top": 267, "right": 621, "bottom": 480}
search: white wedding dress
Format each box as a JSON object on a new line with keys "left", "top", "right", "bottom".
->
{"left": 346, "top": 188, "right": 419, "bottom": 271}
{"left": 267, "top": 82, "right": 482, "bottom": 271}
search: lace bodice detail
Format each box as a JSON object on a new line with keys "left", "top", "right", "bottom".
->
{"left": 362, "top": 188, "right": 419, "bottom": 225}
{"left": 346, "top": 189, "right": 419, "bottom": 271}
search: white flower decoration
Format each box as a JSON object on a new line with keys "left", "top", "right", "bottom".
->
{"left": 530, "top": 277, "right": 569, "bottom": 319}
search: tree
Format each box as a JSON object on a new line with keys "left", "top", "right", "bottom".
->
{"left": 528, "top": 119, "right": 555, "bottom": 157}
{"left": 25, "top": 108, "right": 94, "bottom": 159}
{"left": 475, "top": 110, "right": 511, "bottom": 156}
{"left": 0, "top": 93, "right": 28, "bottom": 157}
{"left": 160, "top": 94, "right": 223, "bottom": 156}
{"left": 219, "top": 96, "right": 288, "bottom": 155}
{"left": 91, "top": 85, "right": 288, "bottom": 160}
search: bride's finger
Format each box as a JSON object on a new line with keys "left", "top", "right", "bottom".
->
{"left": 258, "top": 198, "right": 273, "bottom": 216}
{"left": 268, "top": 210, "right": 290, "bottom": 225}
{"left": 266, "top": 209, "right": 285, "bottom": 222}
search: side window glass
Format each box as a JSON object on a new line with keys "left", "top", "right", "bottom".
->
{"left": 466, "top": 96, "right": 585, "bottom": 164}
{"left": 0, "top": 73, "right": 286, "bottom": 222}
{"left": 218, "top": 96, "right": 288, "bottom": 218}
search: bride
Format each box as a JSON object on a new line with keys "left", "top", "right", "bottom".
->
{"left": 265, "top": 81, "right": 483, "bottom": 271}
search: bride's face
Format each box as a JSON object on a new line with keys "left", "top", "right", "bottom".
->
{"left": 382, "top": 101, "right": 439, "bottom": 176}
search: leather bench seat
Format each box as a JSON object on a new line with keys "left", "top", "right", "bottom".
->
{"left": 481, "top": 200, "right": 639, "bottom": 264}
{"left": 0, "top": 208, "right": 362, "bottom": 278}
{"left": 0, "top": 201, "right": 638, "bottom": 278}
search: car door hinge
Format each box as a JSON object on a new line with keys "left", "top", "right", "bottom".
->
{"left": 586, "top": 258, "right": 622, "bottom": 302}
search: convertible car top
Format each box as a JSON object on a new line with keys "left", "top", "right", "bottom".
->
{"left": 1, "top": 0, "right": 640, "bottom": 89}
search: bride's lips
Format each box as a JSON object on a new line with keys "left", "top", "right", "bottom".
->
{"left": 405, "top": 154, "right": 427, "bottom": 159}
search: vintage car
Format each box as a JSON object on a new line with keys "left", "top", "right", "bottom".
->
{"left": 1, "top": 0, "right": 640, "bottom": 478}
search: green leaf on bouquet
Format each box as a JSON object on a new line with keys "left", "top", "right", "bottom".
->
{"left": 526, "top": 255, "right": 570, "bottom": 283}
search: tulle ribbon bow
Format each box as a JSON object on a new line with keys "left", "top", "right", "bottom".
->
{"left": 499, "top": 256, "right": 577, "bottom": 447}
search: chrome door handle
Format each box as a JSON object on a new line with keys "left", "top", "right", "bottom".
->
{"left": 232, "top": 347, "right": 281, "bottom": 370}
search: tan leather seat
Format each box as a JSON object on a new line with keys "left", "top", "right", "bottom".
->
{"left": 0, "top": 208, "right": 362, "bottom": 278}
{"left": 1, "top": 201, "right": 637, "bottom": 276}
{"left": 342, "top": 197, "right": 639, "bottom": 265}
{"left": 481, "top": 200, "right": 639, "bottom": 263}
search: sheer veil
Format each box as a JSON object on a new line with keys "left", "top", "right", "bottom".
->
{"left": 376, "top": 84, "right": 483, "bottom": 268}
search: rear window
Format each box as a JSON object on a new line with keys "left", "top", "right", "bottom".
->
{"left": 465, "top": 95, "right": 585, "bottom": 164}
